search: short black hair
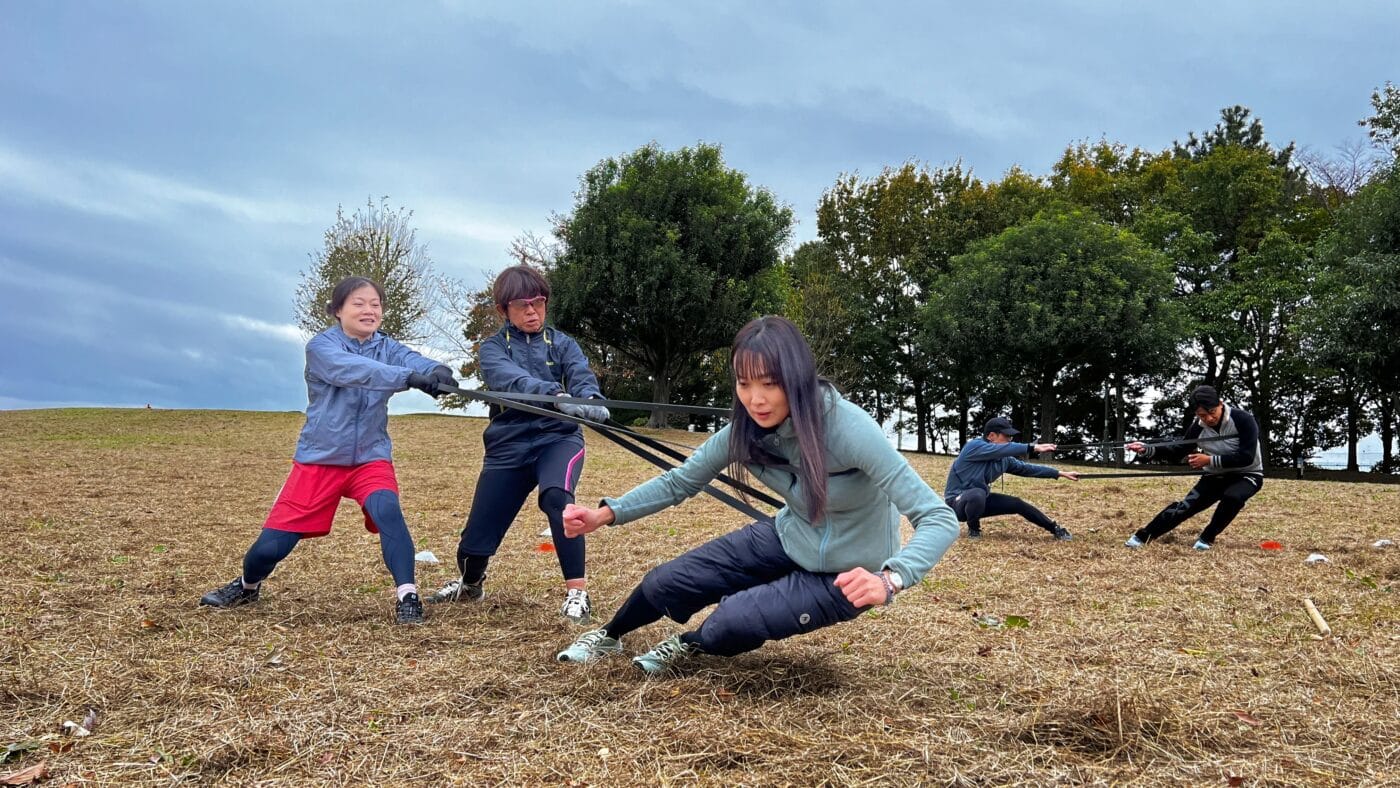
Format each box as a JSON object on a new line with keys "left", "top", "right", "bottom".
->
{"left": 325, "top": 276, "right": 385, "bottom": 318}
{"left": 1189, "top": 385, "right": 1221, "bottom": 410}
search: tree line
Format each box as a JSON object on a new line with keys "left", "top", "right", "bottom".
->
{"left": 298, "top": 85, "right": 1400, "bottom": 473}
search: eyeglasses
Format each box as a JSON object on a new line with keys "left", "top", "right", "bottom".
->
{"left": 508, "top": 296, "right": 548, "bottom": 312}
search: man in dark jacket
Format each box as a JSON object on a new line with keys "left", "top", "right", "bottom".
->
{"left": 1124, "top": 385, "right": 1264, "bottom": 551}
{"left": 944, "top": 417, "right": 1080, "bottom": 540}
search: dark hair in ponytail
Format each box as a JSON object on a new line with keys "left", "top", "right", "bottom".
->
{"left": 727, "top": 316, "right": 828, "bottom": 521}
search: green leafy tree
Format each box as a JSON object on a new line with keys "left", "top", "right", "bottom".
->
{"left": 1359, "top": 81, "right": 1400, "bottom": 160}
{"left": 549, "top": 143, "right": 792, "bottom": 427}
{"left": 924, "top": 210, "right": 1181, "bottom": 443}
{"left": 296, "top": 197, "right": 431, "bottom": 342}
{"left": 780, "top": 240, "right": 864, "bottom": 389}
{"left": 817, "top": 162, "right": 1049, "bottom": 449}
{"left": 1308, "top": 163, "right": 1400, "bottom": 471}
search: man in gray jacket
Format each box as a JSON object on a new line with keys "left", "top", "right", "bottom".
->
{"left": 1124, "top": 385, "right": 1264, "bottom": 551}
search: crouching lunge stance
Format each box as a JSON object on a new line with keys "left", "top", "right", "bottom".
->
{"left": 1124, "top": 385, "right": 1263, "bottom": 551}
{"left": 199, "top": 277, "right": 457, "bottom": 624}
{"left": 428, "top": 265, "right": 609, "bottom": 624}
{"left": 944, "top": 417, "right": 1079, "bottom": 540}
{"left": 556, "top": 316, "right": 959, "bottom": 674}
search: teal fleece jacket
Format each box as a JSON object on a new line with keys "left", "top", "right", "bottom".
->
{"left": 602, "top": 388, "right": 958, "bottom": 590}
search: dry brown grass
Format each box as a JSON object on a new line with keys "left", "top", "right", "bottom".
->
{"left": 1, "top": 408, "right": 1396, "bottom": 786}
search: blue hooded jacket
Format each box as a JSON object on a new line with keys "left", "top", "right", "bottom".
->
{"left": 943, "top": 438, "right": 1059, "bottom": 499}
{"left": 293, "top": 326, "right": 444, "bottom": 465}
{"left": 479, "top": 322, "right": 602, "bottom": 467}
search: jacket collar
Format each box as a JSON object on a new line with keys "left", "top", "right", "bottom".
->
{"left": 502, "top": 321, "right": 548, "bottom": 341}
{"left": 770, "top": 384, "right": 839, "bottom": 440}
{"left": 330, "top": 325, "right": 384, "bottom": 349}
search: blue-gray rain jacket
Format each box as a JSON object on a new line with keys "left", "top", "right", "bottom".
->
{"left": 293, "top": 326, "right": 443, "bottom": 465}
{"left": 943, "top": 438, "right": 1059, "bottom": 499}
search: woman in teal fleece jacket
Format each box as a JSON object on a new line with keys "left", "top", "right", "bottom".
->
{"left": 554, "top": 316, "right": 959, "bottom": 675}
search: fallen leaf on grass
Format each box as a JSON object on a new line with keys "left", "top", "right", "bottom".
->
{"left": 1003, "top": 615, "right": 1030, "bottom": 628}
{"left": 1228, "top": 776, "right": 1245, "bottom": 787}
{"left": 715, "top": 688, "right": 736, "bottom": 699}
{"left": 1229, "top": 709, "right": 1262, "bottom": 726}
{"left": 0, "top": 761, "right": 49, "bottom": 786}
{"left": 46, "top": 741, "right": 72, "bottom": 755}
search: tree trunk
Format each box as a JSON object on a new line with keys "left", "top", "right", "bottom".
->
{"left": 957, "top": 386, "right": 970, "bottom": 450}
{"left": 649, "top": 373, "right": 672, "bottom": 429}
{"left": 1381, "top": 395, "right": 1396, "bottom": 470}
{"left": 1256, "top": 369, "right": 1273, "bottom": 469}
{"left": 1039, "top": 371, "right": 1057, "bottom": 457}
{"left": 912, "top": 379, "right": 928, "bottom": 454}
{"left": 1346, "top": 385, "right": 1360, "bottom": 472}
{"left": 1113, "top": 371, "right": 1126, "bottom": 467}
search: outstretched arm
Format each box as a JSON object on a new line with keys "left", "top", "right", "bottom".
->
{"left": 306, "top": 334, "right": 411, "bottom": 390}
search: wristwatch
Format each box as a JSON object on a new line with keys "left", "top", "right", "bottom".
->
{"left": 880, "top": 570, "right": 902, "bottom": 604}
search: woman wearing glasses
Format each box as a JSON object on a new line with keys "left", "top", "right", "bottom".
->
{"left": 429, "top": 265, "right": 610, "bottom": 624}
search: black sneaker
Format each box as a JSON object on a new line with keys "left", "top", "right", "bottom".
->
{"left": 200, "top": 577, "right": 259, "bottom": 608}
{"left": 426, "top": 575, "right": 485, "bottom": 604}
{"left": 1050, "top": 525, "right": 1073, "bottom": 541}
{"left": 395, "top": 592, "right": 425, "bottom": 625}
{"left": 966, "top": 527, "right": 982, "bottom": 540}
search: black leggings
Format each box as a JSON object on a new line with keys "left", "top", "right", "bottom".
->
{"left": 456, "top": 468, "right": 584, "bottom": 581}
{"left": 1135, "top": 474, "right": 1262, "bottom": 545}
{"left": 950, "top": 488, "right": 1056, "bottom": 532}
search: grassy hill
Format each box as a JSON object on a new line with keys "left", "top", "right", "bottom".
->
{"left": 1, "top": 408, "right": 1396, "bottom": 785}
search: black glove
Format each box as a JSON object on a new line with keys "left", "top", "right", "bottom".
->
{"left": 429, "top": 365, "right": 458, "bottom": 394}
{"left": 407, "top": 372, "right": 440, "bottom": 396}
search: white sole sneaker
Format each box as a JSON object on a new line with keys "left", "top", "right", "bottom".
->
{"left": 557, "top": 629, "right": 622, "bottom": 663}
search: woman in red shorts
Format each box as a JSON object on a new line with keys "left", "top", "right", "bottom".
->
{"left": 199, "top": 276, "right": 456, "bottom": 624}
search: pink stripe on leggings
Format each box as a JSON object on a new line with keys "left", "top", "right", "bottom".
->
{"left": 564, "top": 447, "right": 585, "bottom": 491}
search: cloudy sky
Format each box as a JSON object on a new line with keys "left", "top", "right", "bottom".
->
{"left": 3, "top": 1, "right": 1396, "bottom": 424}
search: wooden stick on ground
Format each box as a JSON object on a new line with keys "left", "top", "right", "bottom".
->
{"left": 1302, "top": 598, "right": 1332, "bottom": 638}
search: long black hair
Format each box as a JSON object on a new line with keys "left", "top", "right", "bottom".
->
{"left": 727, "top": 316, "right": 828, "bottom": 521}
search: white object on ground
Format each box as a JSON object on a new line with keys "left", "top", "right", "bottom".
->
{"left": 1304, "top": 553, "right": 1329, "bottom": 564}
{"left": 1373, "top": 539, "right": 1394, "bottom": 549}
{"left": 1302, "top": 597, "right": 1332, "bottom": 638}
{"left": 414, "top": 550, "right": 440, "bottom": 564}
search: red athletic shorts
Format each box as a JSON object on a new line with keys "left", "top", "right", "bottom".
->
{"left": 262, "top": 460, "right": 400, "bottom": 537}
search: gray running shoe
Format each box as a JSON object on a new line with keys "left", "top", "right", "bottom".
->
{"left": 556, "top": 628, "right": 623, "bottom": 664}
{"left": 632, "top": 634, "right": 693, "bottom": 675}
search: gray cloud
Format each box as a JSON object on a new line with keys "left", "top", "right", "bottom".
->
{"left": 3, "top": 0, "right": 1397, "bottom": 414}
